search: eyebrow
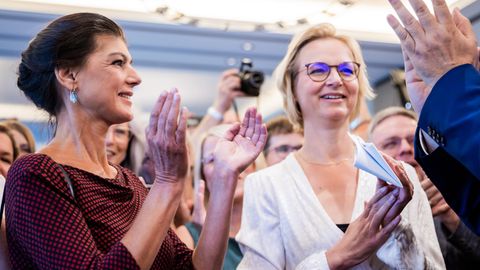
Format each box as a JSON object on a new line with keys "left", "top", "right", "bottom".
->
{"left": 108, "top": 52, "right": 133, "bottom": 64}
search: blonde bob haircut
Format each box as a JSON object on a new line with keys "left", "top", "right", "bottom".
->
{"left": 274, "top": 23, "right": 375, "bottom": 130}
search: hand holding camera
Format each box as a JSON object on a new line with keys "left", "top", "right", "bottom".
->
{"left": 213, "top": 59, "right": 265, "bottom": 114}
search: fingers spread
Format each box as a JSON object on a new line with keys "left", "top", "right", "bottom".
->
{"left": 432, "top": 0, "right": 454, "bottom": 25}
{"left": 408, "top": 0, "right": 436, "bottom": 29}
{"left": 388, "top": 0, "right": 424, "bottom": 39}
{"left": 387, "top": 15, "right": 416, "bottom": 54}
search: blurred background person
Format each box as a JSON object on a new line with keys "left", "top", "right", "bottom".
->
{"left": 177, "top": 124, "right": 255, "bottom": 270}
{"left": 105, "top": 120, "right": 145, "bottom": 175}
{"left": 2, "top": 120, "right": 35, "bottom": 157}
{"left": 263, "top": 116, "right": 303, "bottom": 166}
{"left": 0, "top": 123, "right": 18, "bottom": 178}
{"left": 369, "top": 106, "right": 480, "bottom": 269}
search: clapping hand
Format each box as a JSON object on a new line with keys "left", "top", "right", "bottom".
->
{"left": 146, "top": 89, "right": 189, "bottom": 186}
{"left": 212, "top": 108, "right": 267, "bottom": 177}
{"left": 387, "top": 0, "right": 477, "bottom": 113}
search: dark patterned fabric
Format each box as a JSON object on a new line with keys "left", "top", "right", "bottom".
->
{"left": 5, "top": 153, "right": 193, "bottom": 269}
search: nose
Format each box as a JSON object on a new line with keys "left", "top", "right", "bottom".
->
{"left": 324, "top": 67, "right": 343, "bottom": 87}
{"left": 398, "top": 138, "right": 413, "bottom": 157}
{"left": 127, "top": 66, "right": 142, "bottom": 87}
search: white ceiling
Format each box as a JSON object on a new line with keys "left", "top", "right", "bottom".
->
{"left": 2, "top": 0, "right": 476, "bottom": 43}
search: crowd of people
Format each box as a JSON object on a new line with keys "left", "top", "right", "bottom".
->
{"left": 0, "top": 0, "right": 479, "bottom": 269}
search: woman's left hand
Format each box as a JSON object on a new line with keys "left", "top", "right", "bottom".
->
{"left": 379, "top": 154, "right": 414, "bottom": 226}
{"left": 213, "top": 107, "right": 267, "bottom": 176}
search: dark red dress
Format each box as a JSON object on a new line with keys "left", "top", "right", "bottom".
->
{"left": 5, "top": 154, "right": 193, "bottom": 269}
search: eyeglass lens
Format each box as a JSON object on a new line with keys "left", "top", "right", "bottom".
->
{"left": 307, "top": 62, "right": 358, "bottom": 82}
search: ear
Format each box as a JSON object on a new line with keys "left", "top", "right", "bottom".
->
{"left": 54, "top": 67, "right": 77, "bottom": 91}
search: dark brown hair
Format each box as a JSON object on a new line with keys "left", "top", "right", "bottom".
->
{"left": 17, "top": 13, "right": 125, "bottom": 117}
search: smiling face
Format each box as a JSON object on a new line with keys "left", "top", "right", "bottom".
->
{"left": 293, "top": 38, "right": 359, "bottom": 125}
{"left": 106, "top": 122, "right": 130, "bottom": 165}
{"left": 73, "top": 35, "right": 141, "bottom": 125}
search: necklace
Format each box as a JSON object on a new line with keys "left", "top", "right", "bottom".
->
{"left": 297, "top": 151, "right": 354, "bottom": 166}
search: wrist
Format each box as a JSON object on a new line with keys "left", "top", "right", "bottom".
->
{"left": 208, "top": 168, "right": 238, "bottom": 196}
{"left": 207, "top": 106, "right": 224, "bottom": 121}
{"left": 326, "top": 248, "right": 349, "bottom": 270}
{"left": 440, "top": 210, "right": 460, "bottom": 233}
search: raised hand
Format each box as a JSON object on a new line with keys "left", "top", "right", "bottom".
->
{"left": 326, "top": 183, "right": 401, "bottom": 269}
{"left": 213, "top": 107, "right": 267, "bottom": 176}
{"left": 213, "top": 69, "right": 245, "bottom": 114}
{"left": 146, "top": 89, "right": 189, "bottom": 185}
{"left": 387, "top": 0, "right": 478, "bottom": 112}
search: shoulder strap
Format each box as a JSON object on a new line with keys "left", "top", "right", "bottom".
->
{"left": 57, "top": 164, "right": 75, "bottom": 199}
{"left": 0, "top": 187, "right": 4, "bottom": 228}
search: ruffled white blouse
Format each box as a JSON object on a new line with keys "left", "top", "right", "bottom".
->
{"left": 236, "top": 142, "right": 445, "bottom": 270}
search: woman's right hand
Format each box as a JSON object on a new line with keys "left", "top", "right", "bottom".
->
{"left": 146, "top": 89, "right": 189, "bottom": 186}
{"left": 326, "top": 183, "right": 401, "bottom": 269}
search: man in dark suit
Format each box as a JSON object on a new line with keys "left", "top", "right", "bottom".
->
{"left": 387, "top": 0, "right": 480, "bottom": 234}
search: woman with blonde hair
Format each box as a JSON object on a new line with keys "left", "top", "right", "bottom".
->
{"left": 236, "top": 23, "right": 444, "bottom": 269}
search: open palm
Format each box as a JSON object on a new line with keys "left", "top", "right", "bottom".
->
{"left": 214, "top": 108, "right": 267, "bottom": 175}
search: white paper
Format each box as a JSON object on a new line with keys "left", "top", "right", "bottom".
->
{"left": 352, "top": 136, "right": 403, "bottom": 188}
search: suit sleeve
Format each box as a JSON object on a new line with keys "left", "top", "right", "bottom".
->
{"left": 415, "top": 64, "right": 480, "bottom": 235}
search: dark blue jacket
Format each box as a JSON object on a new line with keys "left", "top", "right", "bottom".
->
{"left": 415, "top": 64, "right": 480, "bottom": 235}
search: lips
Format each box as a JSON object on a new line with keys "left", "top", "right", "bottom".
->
{"left": 118, "top": 91, "right": 133, "bottom": 99}
{"left": 320, "top": 93, "right": 346, "bottom": 99}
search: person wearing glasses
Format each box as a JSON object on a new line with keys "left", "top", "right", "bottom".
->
{"left": 236, "top": 23, "right": 444, "bottom": 269}
{"left": 263, "top": 116, "right": 303, "bottom": 166}
{"left": 369, "top": 106, "right": 480, "bottom": 269}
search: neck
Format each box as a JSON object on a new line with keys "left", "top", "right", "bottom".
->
{"left": 300, "top": 119, "right": 354, "bottom": 163}
{"left": 229, "top": 199, "right": 243, "bottom": 237}
{"left": 42, "top": 109, "right": 112, "bottom": 176}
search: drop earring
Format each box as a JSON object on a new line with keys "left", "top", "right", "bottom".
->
{"left": 69, "top": 88, "right": 78, "bottom": 104}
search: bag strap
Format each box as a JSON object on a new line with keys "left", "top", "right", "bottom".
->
{"left": 57, "top": 164, "right": 75, "bottom": 199}
{"left": 0, "top": 187, "right": 4, "bottom": 228}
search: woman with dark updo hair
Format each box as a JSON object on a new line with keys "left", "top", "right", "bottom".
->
{"left": 7, "top": 13, "right": 267, "bottom": 270}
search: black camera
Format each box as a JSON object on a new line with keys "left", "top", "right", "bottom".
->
{"left": 238, "top": 59, "right": 264, "bottom": 96}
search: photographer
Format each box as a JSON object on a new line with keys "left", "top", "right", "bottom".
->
{"left": 191, "top": 64, "right": 263, "bottom": 147}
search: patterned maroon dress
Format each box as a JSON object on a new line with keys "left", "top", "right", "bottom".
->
{"left": 5, "top": 154, "right": 193, "bottom": 269}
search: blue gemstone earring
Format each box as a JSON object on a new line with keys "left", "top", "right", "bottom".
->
{"left": 69, "top": 88, "right": 78, "bottom": 104}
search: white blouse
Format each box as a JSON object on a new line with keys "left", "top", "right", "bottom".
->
{"left": 236, "top": 152, "right": 445, "bottom": 269}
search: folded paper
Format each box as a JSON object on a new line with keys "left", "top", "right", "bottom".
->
{"left": 352, "top": 136, "right": 403, "bottom": 188}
